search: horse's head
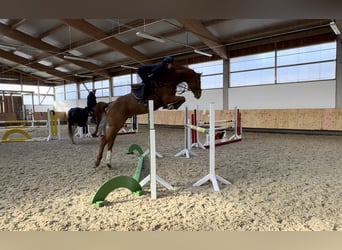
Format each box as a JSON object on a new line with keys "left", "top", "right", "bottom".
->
{"left": 176, "top": 67, "right": 202, "bottom": 99}
{"left": 189, "top": 72, "right": 202, "bottom": 99}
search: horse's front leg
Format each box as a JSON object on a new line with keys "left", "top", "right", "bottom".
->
{"left": 95, "top": 135, "right": 107, "bottom": 167}
{"left": 105, "top": 134, "right": 118, "bottom": 169}
{"left": 163, "top": 96, "right": 186, "bottom": 110}
{"left": 105, "top": 124, "right": 124, "bottom": 168}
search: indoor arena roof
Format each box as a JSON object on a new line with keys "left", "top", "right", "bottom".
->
{"left": 0, "top": 19, "right": 340, "bottom": 87}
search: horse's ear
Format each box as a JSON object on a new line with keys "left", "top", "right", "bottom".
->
{"left": 93, "top": 90, "right": 96, "bottom": 94}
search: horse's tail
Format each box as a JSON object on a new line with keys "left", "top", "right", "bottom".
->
{"left": 92, "top": 102, "right": 109, "bottom": 137}
{"left": 67, "top": 109, "right": 76, "bottom": 144}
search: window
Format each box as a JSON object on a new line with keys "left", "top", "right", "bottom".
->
{"left": 277, "top": 42, "right": 336, "bottom": 83}
{"left": 230, "top": 51, "right": 275, "bottom": 87}
{"left": 230, "top": 41, "right": 337, "bottom": 87}
{"left": 189, "top": 60, "right": 223, "bottom": 89}
{"left": 55, "top": 85, "right": 65, "bottom": 101}
{"left": 65, "top": 83, "right": 77, "bottom": 100}
{"left": 80, "top": 82, "right": 93, "bottom": 99}
{"left": 113, "top": 74, "right": 139, "bottom": 97}
{"left": 22, "top": 85, "right": 54, "bottom": 105}
{"left": 94, "top": 79, "right": 110, "bottom": 97}
{"left": 23, "top": 95, "right": 54, "bottom": 105}
{"left": 0, "top": 83, "right": 21, "bottom": 91}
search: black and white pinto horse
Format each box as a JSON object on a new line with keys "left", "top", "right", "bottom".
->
{"left": 67, "top": 90, "right": 97, "bottom": 144}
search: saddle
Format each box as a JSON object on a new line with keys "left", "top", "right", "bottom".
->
{"left": 131, "top": 80, "right": 157, "bottom": 101}
{"left": 131, "top": 83, "right": 145, "bottom": 100}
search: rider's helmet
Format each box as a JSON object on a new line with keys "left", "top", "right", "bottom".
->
{"left": 163, "top": 56, "right": 174, "bottom": 64}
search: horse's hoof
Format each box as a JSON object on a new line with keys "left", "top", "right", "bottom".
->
{"left": 95, "top": 160, "right": 100, "bottom": 167}
{"left": 106, "top": 163, "right": 112, "bottom": 169}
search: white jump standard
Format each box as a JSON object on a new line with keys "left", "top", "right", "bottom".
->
{"left": 139, "top": 100, "right": 173, "bottom": 199}
{"left": 176, "top": 102, "right": 232, "bottom": 191}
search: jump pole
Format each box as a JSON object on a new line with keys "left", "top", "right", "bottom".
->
{"left": 139, "top": 100, "right": 173, "bottom": 199}
{"left": 193, "top": 102, "right": 232, "bottom": 191}
{"left": 203, "top": 106, "right": 242, "bottom": 148}
{"left": 1, "top": 109, "right": 60, "bottom": 143}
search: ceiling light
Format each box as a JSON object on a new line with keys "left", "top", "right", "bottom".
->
{"left": 64, "top": 55, "right": 91, "bottom": 62}
{"left": 75, "top": 74, "right": 94, "bottom": 79}
{"left": 329, "top": 21, "right": 341, "bottom": 35}
{"left": 0, "top": 44, "right": 17, "bottom": 50}
{"left": 194, "top": 49, "right": 213, "bottom": 57}
{"left": 120, "top": 65, "right": 138, "bottom": 70}
{"left": 14, "top": 51, "right": 33, "bottom": 60}
{"left": 0, "top": 77, "right": 18, "bottom": 81}
{"left": 54, "top": 66, "right": 69, "bottom": 73}
{"left": 136, "top": 31, "right": 165, "bottom": 43}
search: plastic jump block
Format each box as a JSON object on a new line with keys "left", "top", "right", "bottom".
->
{"left": 1, "top": 128, "right": 32, "bottom": 142}
{"left": 91, "top": 176, "right": 142, "bottom": 208}
{"left": 92, "top": 144, "right": 145, "bottom": 208}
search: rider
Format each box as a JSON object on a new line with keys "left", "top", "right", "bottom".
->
{"left": 137, "top": 56, "right": 175, "bottom": 105}
{"left": 87, "top": 90, "right": 97, "bottom": 122}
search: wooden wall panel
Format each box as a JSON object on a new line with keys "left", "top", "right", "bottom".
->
{"left": 0, "top": 96, "right": 23, "bottom": 120}
{"left": 0, "top": 112, "right": 17, "bottom": 121}
{"left": 137, "top": 108, "right": 342, "bottom": 131}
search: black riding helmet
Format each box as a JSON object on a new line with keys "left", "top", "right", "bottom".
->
{"left": 163, "top": 56, "right": 174, "bottom": 64}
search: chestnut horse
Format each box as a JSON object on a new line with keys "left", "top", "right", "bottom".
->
{"left": 95, "top": 65, "right": 202, "bottom": 168}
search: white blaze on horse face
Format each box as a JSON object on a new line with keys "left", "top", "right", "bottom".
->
{"left": 106, "top": 150, "right": 112, "bottom": 165}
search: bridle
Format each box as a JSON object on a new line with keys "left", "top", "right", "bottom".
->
{"left": 176, "top": 74, "right": 201, "bottom": 95}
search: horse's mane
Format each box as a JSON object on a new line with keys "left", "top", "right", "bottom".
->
{"left": 161, "top": 65, "right": 196, "bottom": 82}
{"left": 174, "top": 65, "right": 193, "bottom": 72}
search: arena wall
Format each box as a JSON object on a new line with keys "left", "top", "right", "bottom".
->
{"left": 137, "top": 108, "right": 342, "bottom": 132}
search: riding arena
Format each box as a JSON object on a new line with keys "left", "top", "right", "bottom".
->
{"left": 1, "top": 18, "right": 342, "bottom": 232}
{"left": 1, "top": 97, "right": 342, "bottom": 230}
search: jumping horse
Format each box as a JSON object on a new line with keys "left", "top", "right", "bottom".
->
{"left": 95, "top": 65, "right": 202, "bottom": 168}
{"left": 67, "top": 90, "right": 97, "bottom": 144}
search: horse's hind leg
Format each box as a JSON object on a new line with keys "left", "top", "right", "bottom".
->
{"left": 68, "top": 124, "right": 76, "bottom": 144}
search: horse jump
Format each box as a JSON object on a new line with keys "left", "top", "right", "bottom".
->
{"left": 193, "top": 107, "right": 242, "bottom": 148}
{"left": 74, "top": 114, "right": 138, "bottom": 140}
{"left": 176, "top": 103, "right": 232, "bottom": 191}
{"left": 0, "top": 109, "right": 60, "bottom": 143}
{"left": 95, "top": 66, "right": 202, "bottom": 168}
{"left": 91, "top": 100, "right": 172, "bottom": 206}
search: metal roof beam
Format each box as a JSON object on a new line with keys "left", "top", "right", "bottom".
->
{"left": 62, "top": 19, "right": 150, "bottom": 64}
{"left": 0, "top": 49, "right": 77, "bottom": 82}
{"left": 0, "top": 22, "right": 111, "bottom": 78}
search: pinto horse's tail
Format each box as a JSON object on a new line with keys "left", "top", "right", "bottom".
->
{"left": 67, "top": 109, "right": 76, "bottom": 144}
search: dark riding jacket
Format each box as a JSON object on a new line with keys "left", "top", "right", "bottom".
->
{"left": 137, "top": 61, "right": 168, "bottom": 84}
{"left": 87, "top": 91, "right": 97, "bottom": 110}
